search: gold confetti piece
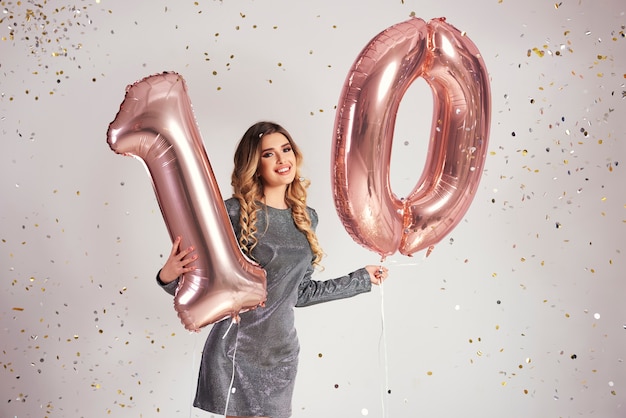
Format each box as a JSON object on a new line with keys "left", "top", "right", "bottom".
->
{"left": 12, "top": 307, "right": 24, "bottom": 311}
{"left": 427, "top": 371, "right": 433, "bottom": 376}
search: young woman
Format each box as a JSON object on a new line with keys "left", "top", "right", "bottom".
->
{"left": 157, "top": 121, "right": 389, "bottom": 418}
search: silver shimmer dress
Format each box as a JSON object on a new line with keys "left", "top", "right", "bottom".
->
{"left": 158, "top": 198, "right": 372, "bottom": 417}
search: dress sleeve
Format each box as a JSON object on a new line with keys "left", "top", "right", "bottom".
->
{"left": 295, "top": 266, "right": 372, "bottom": 307}
{"left": 156, "top": 269, "right": 179, "bottom": 296}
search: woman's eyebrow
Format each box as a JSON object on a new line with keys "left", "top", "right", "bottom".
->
{"left": 261, "top": 142, "right": 290, "bottom": 153}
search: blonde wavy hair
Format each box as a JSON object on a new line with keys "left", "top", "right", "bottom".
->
{"left": 230, "top": 121, "right": 323, "bottom": 267}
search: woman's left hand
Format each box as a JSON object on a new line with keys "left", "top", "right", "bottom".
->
{"left": 365, "top": 265, "right": 389, "bottom": 285}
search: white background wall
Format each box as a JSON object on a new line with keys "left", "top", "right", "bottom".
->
{"left": 1, "top": 0, "right": 624, "bottom": 417}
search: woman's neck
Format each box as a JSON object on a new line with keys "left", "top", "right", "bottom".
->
{"left": 262, "top": 186, "right": 288, "bottom": 209}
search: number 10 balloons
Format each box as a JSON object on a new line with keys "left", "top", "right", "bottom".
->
{"left": 332, "top": 17, "right": 491, "bottom": 257}
{"left": 106, "top": 16, "right": 490, "bottom": 330}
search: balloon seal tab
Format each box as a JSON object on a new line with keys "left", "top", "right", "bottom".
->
{"left": 222, "top": 317, "right": 239, "bottom": 339}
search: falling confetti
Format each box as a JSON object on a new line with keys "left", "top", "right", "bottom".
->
{"left": 1, "top": 1, "right": 624, "bottom": 418}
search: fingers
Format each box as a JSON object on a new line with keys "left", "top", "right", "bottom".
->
{"left": 181, "top": 253, "right": 198, "bottom": 269}
{"left": 161, "top": 237, "right": 198, "bottom": 283}
{"left": 170, "top": 236, "right": 182, "bottom": 256}
{"left": 176, "top": 248, "right": 197, "bottom": 271}
{"left": 367, "top": 265, "right": 389, "bottom": 285}
{"left": 171, "top": 236, "right": 196, "bottom": 263}
{"left": 177, "top": 246, "right": 196, "bottom": 264}
{"left": 375, "top": 272, "right": 386, "bottom": 285}
{"left": 374, "top": 268, "right": 387, "bottom": 284}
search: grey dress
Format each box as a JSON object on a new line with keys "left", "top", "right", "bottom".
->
{"left": 158, "top": 198, "right": 372, "bottom": 417}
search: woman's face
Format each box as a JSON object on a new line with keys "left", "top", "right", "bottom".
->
{"left": 257, "top": 132, "right": 297, "bottom": 189}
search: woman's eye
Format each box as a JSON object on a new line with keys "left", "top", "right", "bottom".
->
{"left": 262, "top": 152, "right": 273, "bottom": 158}
{"left": 283, "top": 147, "right": 292, "bottom": 153}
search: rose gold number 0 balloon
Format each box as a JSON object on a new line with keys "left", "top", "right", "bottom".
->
{"left": 332, "top": 17, "right": 491, "bottom": 257}
{"left": 107, "top": 72, "right": 266, "bottom": 331}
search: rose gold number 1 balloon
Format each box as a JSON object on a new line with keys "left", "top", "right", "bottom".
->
{"left": 107, "top": 72, "right": 266, "bottom": 331}
{"left": 332, "top": 17, "right": 491, "bottom": 257}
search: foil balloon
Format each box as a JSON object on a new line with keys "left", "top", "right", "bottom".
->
{"left": 332, "top": 17, "right": 491, "bottom": 257}
{"left": 107, "top": 72, "right": 267, "bottom": 332}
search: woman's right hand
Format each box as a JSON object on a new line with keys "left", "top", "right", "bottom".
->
{"left": 158, "top": 236, "right": 197, "bottom": 284}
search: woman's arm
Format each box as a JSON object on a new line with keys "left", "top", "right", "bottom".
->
{"left": 156, "top": 269, "right": 179, "bottom": 296}
{"left": 295, "top": 265, "right": 388, "bottom": 307}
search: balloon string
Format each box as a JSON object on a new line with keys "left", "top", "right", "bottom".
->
{"left": 223, "top": 319, "right": 239, "bottom": 417}
{"left": 379, "top": 273, "right": 390, "bottom": 418}
{"left": 222, "top": 316, "right": 236, "bottom": 339}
